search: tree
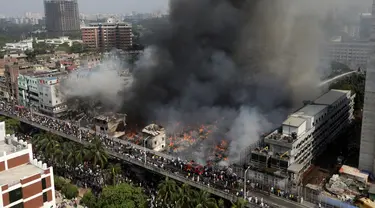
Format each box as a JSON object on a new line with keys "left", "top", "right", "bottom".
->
{"left": 106, "top": 163, "right": 122, "bottom": 185}
{"left": 157, "top": 177, "right": 178, "bottom": 207}
{"left": 218, "top": 199, "right": 225, "bottom": 208}
{"left": 54, "top": 176, "right": 68, "bottom": 190}
{"left": 97, "top": 183, "right": 147, "bottom": 208}
{"left": 329, "top": 73, "right": 365, "bottom": 110}
{"left": 176, "top": 183, "right": 195, "bottom": 208}
{"left": 86, "top": 137, "right": 108, "bottom": 168}
{"left": 56, "top": 42, "right": 71, "bottom": 53}
{"left": 61, "top": 183, "right": 79, "bottom": 199}
{"left": 194, "top": 190, "right": 218, "bottom": 208}
{"left": 70, "top": 42, "right": 87, "bottom": 53}
{"left": 0, "top": 116, "right": 20, "bottom": 134}
{"left": 81, "top": 190, "right": 97, "bottom": 208}
{"left": 32, "top": 132, "right": 63, "bottom": 164}
{"left": 231, "top": 198, "right": 247, "bottom": 208}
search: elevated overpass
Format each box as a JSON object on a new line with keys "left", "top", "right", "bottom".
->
{"left": 0, "top": 110, "right": 311, "bottom": 208}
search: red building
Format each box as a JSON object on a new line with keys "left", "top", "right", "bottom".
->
{"left": 81, "top": 19, "right": 132, "bottom": 51}
{"left": 0, "top": 122, "right": 56, "bottom": 208}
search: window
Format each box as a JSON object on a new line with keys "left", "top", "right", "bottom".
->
{"left": 9, "top": 188, "right": 23, "bottom": 203}
{"left": 43, "top": 192, "right": 48, "bottom": 202}
{"left": 10, "top": 203, "right": 24, "bottom": 208}
{"left": 49, "top": 101, "right": 51, "bottom": 104}
{"left": 42, "top": 178, "right": 47, "bottom": 189}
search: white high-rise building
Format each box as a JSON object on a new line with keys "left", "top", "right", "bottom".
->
{"left": 358, "top": 0, "right": 375, "bottom": 173}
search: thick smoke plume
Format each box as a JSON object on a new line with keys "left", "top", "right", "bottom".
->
{"left": 122, "top": 0, "right": 333, "bottom": 162}
{"left": 63, "top": 0, "right": 356, "bottom": 162}
{"left": 61, "top": 58, "right": 132, "bottom": 111}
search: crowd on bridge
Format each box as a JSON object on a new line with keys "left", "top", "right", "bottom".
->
{"left": 0, "top": 102, "right": 302, "bottom": 208}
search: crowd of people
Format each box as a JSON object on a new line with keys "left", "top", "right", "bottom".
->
{"left": 0, "top": 102, "right": 298, "bottom": 208}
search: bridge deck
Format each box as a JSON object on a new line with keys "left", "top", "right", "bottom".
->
{"left": 0, "top": 111, "right": 310, "bottom": 208}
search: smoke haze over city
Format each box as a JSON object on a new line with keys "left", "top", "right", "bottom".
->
{"left": 61, "top": 0, "right": 364, "bottom": 162}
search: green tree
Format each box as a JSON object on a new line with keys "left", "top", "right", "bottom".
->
{"left": 62, "top": 183, "right": 79, "bottom": 199}
{"left": 329, "top": 73, "right": 365, "bottom": 110}
{"left": 54, "top": 176, "right": 68, "bottom": 190}
{"left": 0, "top": 116, "right": 20, "bottom": 134}
{"left": 81, "top": 190, "right": 97, "bottom": 208}
{"left": 56, "top": 42, "right": 71, "bottom": 53}
{"left": 176, "top": 183, "right": 195, "bottom": 208}
{"left": 218, "top": 199, "right": 225, "bottom": 208}
{"left": 231, "top": 198, "right": 247, "bottom": 208}
{"left": 86, "top": 137, "right": 108, "bottom": 168}
{"left": 194, "top": 190, "right": 218, "bottom": 208}
{"left": 157, "top": 177, "right": 178, "bottom": 207}
{"left": 97, "top": 183, "right": 147, "bottom": 208}
{"left": 70, "top": 42, "right": 87, "bottom": 53}
{"left": 32, "top": 132, "right": 63, "bottom": 164}
{"left": 106, "top": 163, "right": 122, "bottom": 185}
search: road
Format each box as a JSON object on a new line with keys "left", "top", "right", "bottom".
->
{"left": 0, "top": 109, "right": 313, "bottom": 208}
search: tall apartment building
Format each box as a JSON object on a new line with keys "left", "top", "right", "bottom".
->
{"left": 360, "top": 13, "right": 373, "bottom": 40}
{"left": 81, "top": 18, "right": 132, "bottom": 51}
{"left": 359, "top": 0, "right": 375, "bottom": 174}
{"left": 44, "top": 0, "right": 80, "bottom": 37}
{"left": 0, "top": 122, "right": 56, "bottom": 208}
{"left": 250, "top": 89, "right": 355, "bottom": 185}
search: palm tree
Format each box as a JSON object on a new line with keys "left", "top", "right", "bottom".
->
{"left": 106, "top": 163, "right": 122, "bottom": 185}
{"left": 176, "top": 183, "right": 195, "bottom": 208}
{"left": 32, "top": 132, "right": 63, "bottom": 164}
{"left": 218, "top": 199, "right": 225, "bottom": 208}
{"left": 157, "top": 177, "right": 178, "bottom": 207}
{"left": 231, "top": 198, "right": 247, "bottom": 208}
{"left": 194, "top": 190, "right": 218, "bottom": 208}
{"left": 74, "top": 146, "right": 89, "bottom": 166}
{"left": 86, "top": 137, "right": 108, "bottom": 168}
{"left": 63, "top": 142, "right": 85, "bottom": 166}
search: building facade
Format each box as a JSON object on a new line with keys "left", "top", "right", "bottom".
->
{"left": 17, "top": 71, "right": 68, "bottom": 117}
{"left": 142, "top": 124, "right": 166, "bottom": 152}
{"left": 44, "top": 0, "right": 80, "bottom": 37}
{"left": 81, "top": 19, "right": 132, "bottom": 51}
{"left": 359, "top": 56, "right": 375, "bottom": 173}
{"left": 250, "top": 89, "right": 355, "bottom": 185}
{"left": 326, "top": 40, "right": 374, "bottom": 69}
{"left": 0, "top": 122, "right": 56, "bottom": 208}
{"left": 360, "top": 13, "right": 373, "bottom": 40}
{"left": 359, "top": 0, "right": 375, "bottom": 174}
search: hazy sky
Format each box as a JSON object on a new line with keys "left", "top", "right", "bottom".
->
{"left": 0, "top": 0, "right": 169, "bottom": 16}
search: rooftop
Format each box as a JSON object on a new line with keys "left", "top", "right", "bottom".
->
{"left": 282, "top": 117, "right": 306, "bottom": 127}
{"left": 314, "top": 89, "right": 348, "bottom": 105}
{"left": 0, "top": 164, "right": 43, "bottom": 186}
{"left": 293, "top": 105, "right": 327, "bottom": 117}
{"left": 0, "top": 136, "right": 27, "bottom": 156}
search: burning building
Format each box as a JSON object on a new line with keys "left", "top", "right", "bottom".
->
{"left": 142, "top": 124, "right": 166, "bottom": 152}
{"left": 94, "top": 113, "right": 127, "bottom": 138}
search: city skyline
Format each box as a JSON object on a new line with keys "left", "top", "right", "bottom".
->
{"left": 0, "top": 0, "right": 169, "bottom": 16}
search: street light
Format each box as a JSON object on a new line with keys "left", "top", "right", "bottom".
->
{"left": 143, "top": 136, "right": 150, "bottom": 164}
{"left": 244, "top": 166, "right": 251, "bottom": 200}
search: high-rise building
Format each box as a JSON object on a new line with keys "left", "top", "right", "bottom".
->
{"left": 0, "top": 122, "right": 56, "bottom": 208}
{"left": 359, "top": 0, "right": 375, "bottom": 173}
{"left": 251, "top": 89, "right": 355, "bottom": 185}
{"left": 44, "top": 0, "right": 80, "bottom": 37}
{"left": 81, "top": 18, "right": 132, "bottom": 51}
{"left": 360, "top": 13, "right": 373, "bottom": 40}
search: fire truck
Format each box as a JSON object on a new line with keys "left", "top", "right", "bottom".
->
{"left": 184, "top": 160, "right": 204, "bottom": 175}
